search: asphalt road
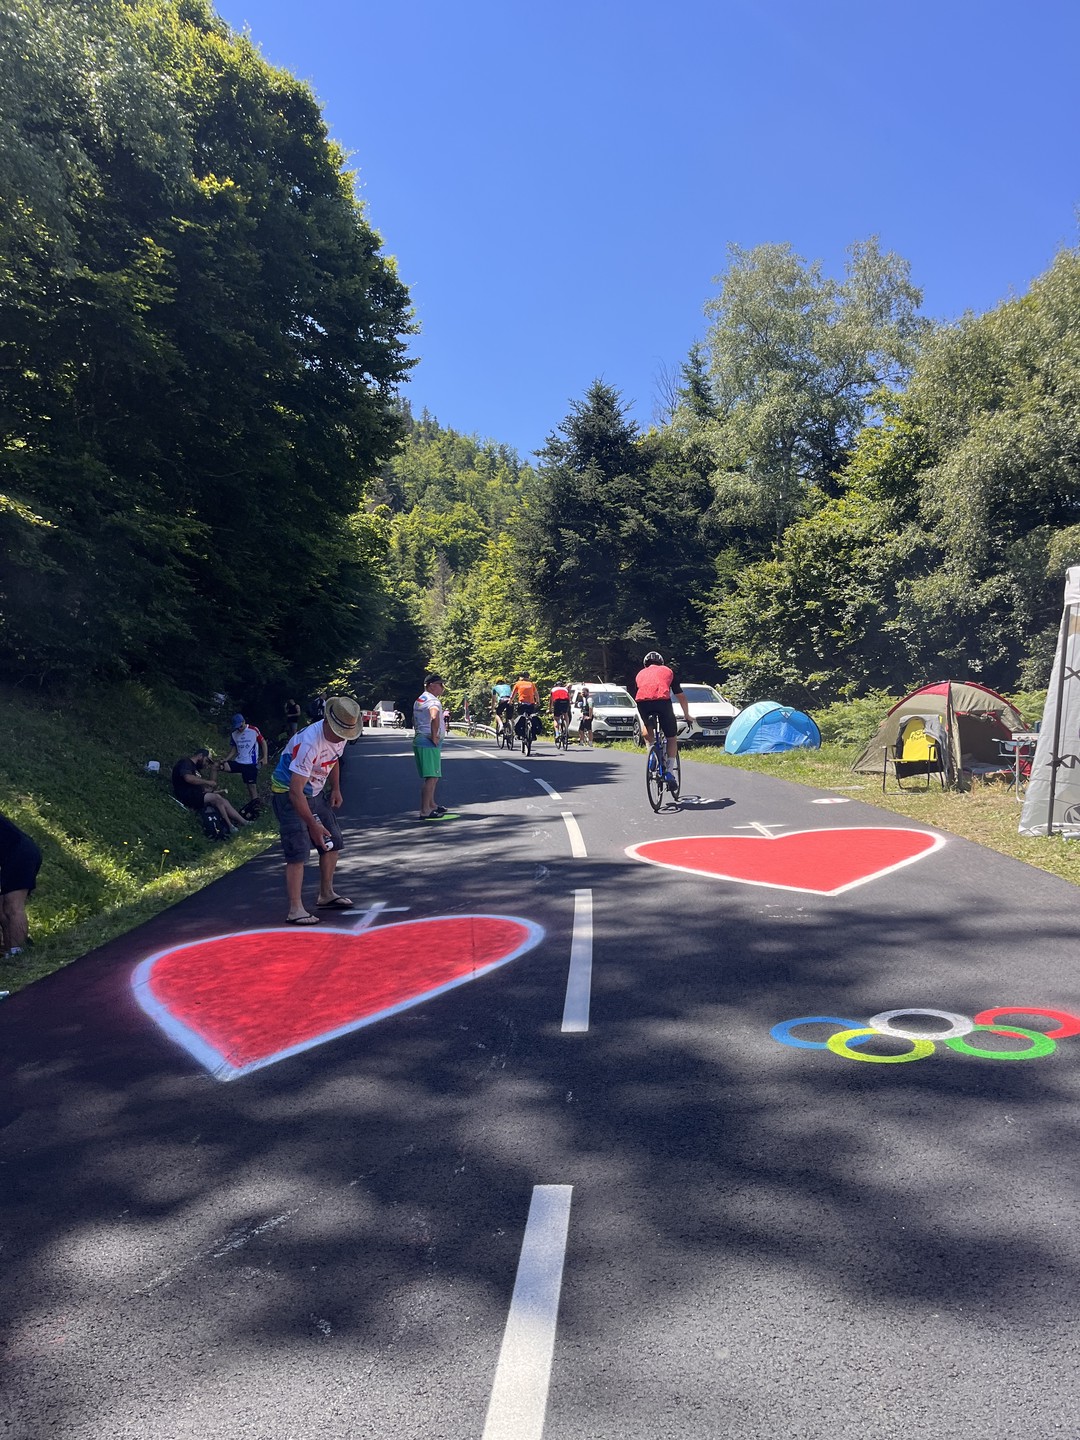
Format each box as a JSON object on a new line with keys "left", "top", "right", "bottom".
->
{"left": 5, "top": 729, "right": 1080, "bottom": 1439}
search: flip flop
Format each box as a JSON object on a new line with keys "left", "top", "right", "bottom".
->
{"left": 316, "top": 896, "right": 355, "bottom": 910}
{"left": 286, "top": 913, "right": 320, "bottom": 925}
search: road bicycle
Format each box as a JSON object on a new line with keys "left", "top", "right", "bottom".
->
{"left": 496, "top": 708, "right": 514, "bottom": 750}
{"left": 645, "top": 720, "right": 691, "bottom": 812}
{"left": 553, "top": 711, "right": 571, "bottom": 752}
{"left": 516, "top": 707, "right": 535, "bottom": 758}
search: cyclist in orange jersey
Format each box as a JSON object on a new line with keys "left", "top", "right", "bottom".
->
{"left": 511, "top": 672, "right": 539, "bottom": 741}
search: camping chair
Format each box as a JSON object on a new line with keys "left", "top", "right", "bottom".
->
{"left": 883, "top": 715, "right": 947, "bottom": 792}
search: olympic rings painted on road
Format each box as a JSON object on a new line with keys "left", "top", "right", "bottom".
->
{"left": 973, "top": 1007, "right": 1080, "bottom": 1039}
{"left": 769, "top": 1016, "right": 864, "bottom": 1050}
{"left": 771, "top": 1007, "right": 1080, "bottom": 1063}
{"left": 944, "top": 1025, "right": 1057, "bottom": 1060}
{"left": 867, "top": 1008, "right": 974, "bottom": 1041}
{"left": 827, "top": 1028, "right": 936, "bottom": 1064}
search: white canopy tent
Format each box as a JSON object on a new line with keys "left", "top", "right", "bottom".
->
{"left": 1019, "top": 567, "right": 1080, "bottom": 837}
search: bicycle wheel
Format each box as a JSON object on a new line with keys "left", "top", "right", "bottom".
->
{"left": 668, "top": 750, "right": 682, "bottom": 800}
{"left": 496, "top": 721, "right": 506, "bottom": 749}
{"left": 646, "top": 747, "right": 665, "bottom": 812}
{"left": 521, "top": 723, "right": 532, "bottom": 757}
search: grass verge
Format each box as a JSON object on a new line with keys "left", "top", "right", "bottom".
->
{"left": 0, "top": 681, "right": 277, "bottom": 994}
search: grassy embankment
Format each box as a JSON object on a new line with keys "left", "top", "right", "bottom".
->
{"left": 0, "top": 681, "right": 278, "bottom": 994}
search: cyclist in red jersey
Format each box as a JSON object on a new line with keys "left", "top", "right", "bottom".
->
{"left": 635, "top": 651, "right": 692, "bottom": 784}
{"left": 550, "top": 680, "right": 571, "bottom": 741}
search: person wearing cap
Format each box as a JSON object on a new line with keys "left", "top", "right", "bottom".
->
{"left": 413, "top": 674, "right": 450, "bottom": 821}
{"left": 269, "top": 696, "right": 362, "bottom": 923}
{"left": 220, "top": 713, "right": 268, "bottom": 802}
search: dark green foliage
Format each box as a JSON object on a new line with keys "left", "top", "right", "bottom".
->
{"left": 515, "top": 380, "right": 718, "bottom": 679}
{"left": 0, "top": 0, "right": 412, "bottom": 693}
{"left": 704, "top": 244, "right": 1080, "bottom": 705}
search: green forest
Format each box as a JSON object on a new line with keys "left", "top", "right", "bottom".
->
{"left": 4, "top": 0, "right": 1080, "bottom": 728}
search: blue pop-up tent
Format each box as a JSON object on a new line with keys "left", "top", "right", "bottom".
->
{"left": 724, "top": 701, "right": 821, "bottom": 754}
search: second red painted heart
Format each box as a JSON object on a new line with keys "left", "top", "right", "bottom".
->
{"left": 626, "top": 828, "right": 943, "bottom": 895}
{"left": 132, "top": 914, "right": 542, "bottom": 1080}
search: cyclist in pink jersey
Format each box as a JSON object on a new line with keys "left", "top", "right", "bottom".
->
{"left": 635, "top": 651, "right": 692, "bottom": 784}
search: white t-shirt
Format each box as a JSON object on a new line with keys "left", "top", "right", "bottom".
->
{"left": 231, "top": 724, "right": 264, "bottom": 766}
{"left": 413, "top": 691, "right": 443, "bottom": 744}
{"left": 270, "top": 721, "right": 345, "bottom": 797}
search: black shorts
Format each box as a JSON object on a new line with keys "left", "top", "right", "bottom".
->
{"left": 176, "top": 787, "right": 209, "bottom": 813}
{"left": 222, "top": 760, "right": 258, "bottom": 785}
{"left": 552, "top": 700, "right": 570, "bottom": 718}
{"left": 637, "top": 697, "right": 677, "bottom": 739}
{"left": 578, "top": 711, "right": 593, "bottom": 728}
{"left": 1, "top": 835, "right": 42, "bottom": 895}
{"left": 495, "top": 698, "right": 512, "bottom": 717}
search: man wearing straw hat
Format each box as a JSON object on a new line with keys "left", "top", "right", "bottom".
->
{"left": 270, "top": 695, "right": 362, "bottom": 924}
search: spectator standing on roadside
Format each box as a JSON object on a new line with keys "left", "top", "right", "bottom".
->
{"left": 576, "top": 687, "right": 594, "bottom": 747}
{"left": 172, "top": 749, "right": 250, "bottom": 833}
{"left": 220, "top": 713, "right": 268, "bottom": 802}
{"left": 270, "top": 696, "right": 361, "bottom": 924}
{"left": 413, "top": 674, "right": 450, "bottom": 821}
{"left": 284, "top": 698, "right": 302, "bottom": 737}
{"left": 0, "top": 813, "right": 42, "bottom": 961}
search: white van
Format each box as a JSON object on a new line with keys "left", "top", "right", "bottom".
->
{"left": 569, "top": 683, "right": 639, "bottom": 743}
{"left": 374, "top": 700, "right": 401, "bottom": 727}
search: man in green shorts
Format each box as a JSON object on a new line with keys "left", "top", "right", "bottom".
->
{"left": 413, "top": 673, "right": 450, "bottom": 820}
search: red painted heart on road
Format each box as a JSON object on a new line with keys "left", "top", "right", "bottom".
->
{"left": 627, "top": 828, "right": 943, "bottom": 895}
{"left": 132, "top": 915, "right": 543, "bottom": 1081}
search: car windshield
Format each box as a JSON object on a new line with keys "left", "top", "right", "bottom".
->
{"left": 590, "top": 690, "right": 635, "bottom": 709}
{"left": 681, "top": 686, "right": 722, "bottom": 704}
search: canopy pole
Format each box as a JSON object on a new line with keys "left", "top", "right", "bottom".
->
{"left": 1045, "top": 603, "right": 1073, "bottom": 836}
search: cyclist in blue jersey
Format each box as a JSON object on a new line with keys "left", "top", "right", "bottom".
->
{"left": 491, "top": 679, "right": 513, "bottom": 727}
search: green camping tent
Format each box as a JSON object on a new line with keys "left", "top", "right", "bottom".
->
{"left": 851, "top": 681, "right": 1024, "bottom": 787}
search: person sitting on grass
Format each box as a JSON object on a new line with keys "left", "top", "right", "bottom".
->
{"left": 0, "top": 812, "right": 42, "bottom": 962}
{"left": 171, "top": 748, "right": 249, "bottom": 833}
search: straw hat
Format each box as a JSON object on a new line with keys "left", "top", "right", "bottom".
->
{"left": 324, "top": 696, "right": 362, "bottom": 741}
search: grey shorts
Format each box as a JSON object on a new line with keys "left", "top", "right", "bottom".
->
{"left": 272, "top": 791, "right": 343, "bottom": 862}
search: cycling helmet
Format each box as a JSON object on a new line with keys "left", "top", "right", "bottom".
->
{"left": 643, "top": 651, "right": 664, "bottom": 665}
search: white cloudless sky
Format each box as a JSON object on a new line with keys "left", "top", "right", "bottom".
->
{"left": 214, "top": 0, "right": 1080, "bottom": 457}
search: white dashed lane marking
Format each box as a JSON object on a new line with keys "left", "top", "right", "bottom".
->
{"left": 481, "top": 1185, "right": 573, "bottom": 1440}
{"left": 560, "top": 812, "right": 586, "bottom": 858}
{"left": 560, "top": 889, "right": 593, "bottom": 1034}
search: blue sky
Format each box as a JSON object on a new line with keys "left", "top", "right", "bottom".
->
{"left": 215, "top": 0, "right": 1079, "bottom": 459}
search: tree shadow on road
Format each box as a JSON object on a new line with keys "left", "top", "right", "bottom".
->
{"left": 4, "top": 837, "right": 1080, "bottom": 1437}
